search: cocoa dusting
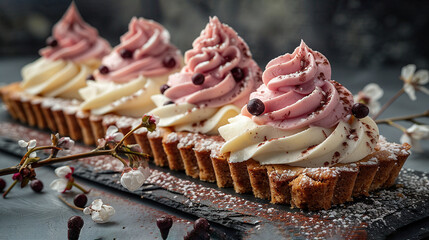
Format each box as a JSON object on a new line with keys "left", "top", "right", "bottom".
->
{"left": 302, "top": 144, "right": 317, "bottom": 154}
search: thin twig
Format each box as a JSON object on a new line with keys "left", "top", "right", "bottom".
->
{"left": 58, "top": 195, "right": 84, "bottom": 211}
{"left": 386, "top": 120, "right": 407, "bottom": 132}
{"left": 72, "top": 182, "right": 90, "bottom": 194}
{"left": 0, "top": 150, "right": 113, "bottom": 176}
{"left": 114, "top": 122, "right": 143, "bottom": 152}
{"left": 375, "top": 110, "right": 429, "bottom": 124}
{"left": 373, "top": 87, "right": 405, "bottom": 120}
{"left": 2, "top": 179, "right": 18, "bottom": 198}
{"left": 19, "top": 146, "right": 61, "bottom": 165}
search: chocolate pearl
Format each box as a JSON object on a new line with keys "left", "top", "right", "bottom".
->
{"left": 156, "top": 216, "right": 173, "bottom": 240}
{"left": 68, "top": 216, "right": 84, "bottom": 240}
{"left": 119, "top": 49, "right": 133, "bottom": 59}
{"left": 162, "top": 56, "right": 176, "bottom": 68}
{"left": 86, "top": 74, "right": 95, "bottom": 81}
{"left": 192, "top": 73, "right": 205, "bottom": 85}
{"left": 352, "top": 103, "right": 369, "bottom": 118}
{"left": 30, "top": 179, "right": 43, "bottom": 193}
{"left": 194, "top": 218, "right": 210, "bottom": 232}
{"left": 46, "top": 36, "right": 58, "bottom": 47}
{"left": 163, "top": 101, "right": 174, "bottom": 106}
{"left": 247, "top": 98, "right": 265, "bottom": 116}
{"left": 231, "top": 67, "right": 244, "bottom": 82}
{"left": 160, "top": 84, "right": 170, "bottom": 94}
{"left": 98, "top": 65, "right": 109, "bottom": 75}
{"left": 73, "top": 194, "right": 88, "bottom": 208}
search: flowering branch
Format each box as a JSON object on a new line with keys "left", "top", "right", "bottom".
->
{"left": 375, "top": 110, "right": 429, "bottom": 125}
{"left": 373, "top": 87, "right": 405, "bottom": 120}
{"left": 355, "top": 65, "right": 428, "bottom": 153}
{"left": 0, "top": 114, "right": 157, "bottom": 197}
{"left": 0, "top": 149, "right": 113, "bottom": 177}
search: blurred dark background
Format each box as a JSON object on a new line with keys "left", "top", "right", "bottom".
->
{"left": 0, "top": 0, "right": 428, "bottom": 69}
{"left": 0, "top": 0, "right": 428, "bottom": 166}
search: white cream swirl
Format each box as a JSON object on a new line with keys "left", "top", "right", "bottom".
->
{"left": 149, "top": 94, "right": 240, "bottom": 135}
{"left": 21, "top": 57, "right": 97, "bottom": 100}
{"left": 219, "top": 115, "right": 379, "bottom": 167}
{"left": 79, "top": 74, "right": 172, "bottom": 117}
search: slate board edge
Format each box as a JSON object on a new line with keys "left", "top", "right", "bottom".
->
{"left": 1, "top": 134, "right": 429, "bottom": 239}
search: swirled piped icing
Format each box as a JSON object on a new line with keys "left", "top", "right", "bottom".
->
{"left": 94, "top": 17, "right": 182, "bottom": 83}
{"left": 219, "top": 41, "right": 379, "bottom": 167}
{"left": 242, "top": 40, "right": 352, "bottom": 130}
{"left": 79, "top": 17, "right": 182, "bottom": 117}
{"left": 150, "top": 17, "right": 262, "bottom": 134}
{"left": 40, "top": 2, "right": 110, "bottom": 63}
{"left": 21, "top": 2, "right": 110, "bottom": 100}
{"left": 163, "top": 16, "right": 262, "bottom": 108}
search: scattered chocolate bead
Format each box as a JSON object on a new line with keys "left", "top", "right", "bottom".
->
{"left": 160, "top": 84, "right": 170, "bottom": 94}
{"left": 86, "top": 74, "right": 95, "bottom": 81}
{"left": 192, "top": 73, "right": 205, "bottom": 85}
{"left": 73, "top": 194, "right": 88, "bottom": 208}
{"left": 0, "top": 178, "right": 5, "bottom": 192}
{"left": 156, "top": 216, "right": 173, "bottom": 240}
{"left": 194, "top": 218, "right": 210, "bottom": 232}
{"left": 163, "top": 101, "right": 174, "bottom": 106}
{"left": 231, "top": 67, "right": 244, "bottom": 82}
{"left": 351, "top": 103, "right": 369, "bottom": 119}
{"left": 68, "top": 216, "right": 84, "bottom": 240}
{"left": 184, "top": 218, "right": 210, "bottom": 240}
{"left": 162, "top": 56, "right": 176, "bottom": 68}
{"left": 247, "top": 98, "right": 265, "bottom": 116}
{"left": 30, "top": 179, "right": 43, "bottom": 193}
{"left": 46, "top": 36, "right": 58, "bottom": 47}
{"left": 119, "top": 49, "right": 133, "bottom": 59}
{"left": 98, "top": 65, "right": 109, "bottom": 75}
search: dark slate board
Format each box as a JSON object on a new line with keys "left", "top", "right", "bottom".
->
{"left": 1, "top": 119, "right": 429, "bottom": 239}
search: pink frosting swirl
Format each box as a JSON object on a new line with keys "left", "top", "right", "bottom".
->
{"left": 164, "top": 17, "right": 262, "bottom": 108}
{"left": 242, "top": 41, "right": 353, "bottom": 130}
{"left": 95, "top": 17, "right": 182, "bottom": 83}
{"left": 39, "top": 2, "right": 110, "bottom": 62}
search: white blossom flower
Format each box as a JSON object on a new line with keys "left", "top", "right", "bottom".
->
{"left": 354, "top": 83, "right": 384, "bottom": 115}
{"left": 83, "top": 199, "right": 115, "bottom": 223}
{"left": 97, "top": 138, "right": 107, "bottom": 148}
{"left": 105, "top": 125, "right": 124, "bottom": 143}
{"left": 50, "top": 178, "right": 69, "bottom": 193}
{"left": 50, "top": 166, "right": 74, "bottom": 193}
{"left": 400, "top": 124, "right": 429, "bottom": 152}
{"left": 401, "top": 64, "right": 429, "bottom": 101}
{"left": 120, "top": 167, "right": 151, "bottom": 191}
{"left": 55, "top": 166, "right": 74, "bottom": 179}
{"left": 18, "top": 139, "right": 37, "bottom": 158}
{"left": 57, "top": 137, "right": 75, "bottom": 151}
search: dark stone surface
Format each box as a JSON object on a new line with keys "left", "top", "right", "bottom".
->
{"left": 0, "top": 58, "right": 428, "bottom": 239}
{"left": 1, "top": 124, "right": 429, "bottom": 239}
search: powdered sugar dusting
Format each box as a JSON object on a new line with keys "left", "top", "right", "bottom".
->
{"left": 115, "top": 116, "right": 139, "bottom": 129}
{"left": 0, "top": 122, "right": 427, "bottom": 239}
{"left": 165, "top": 132, "right": 178, "bottom": 143}
{"left": 177, "top": 133, "right": 201, "bottom": 148}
